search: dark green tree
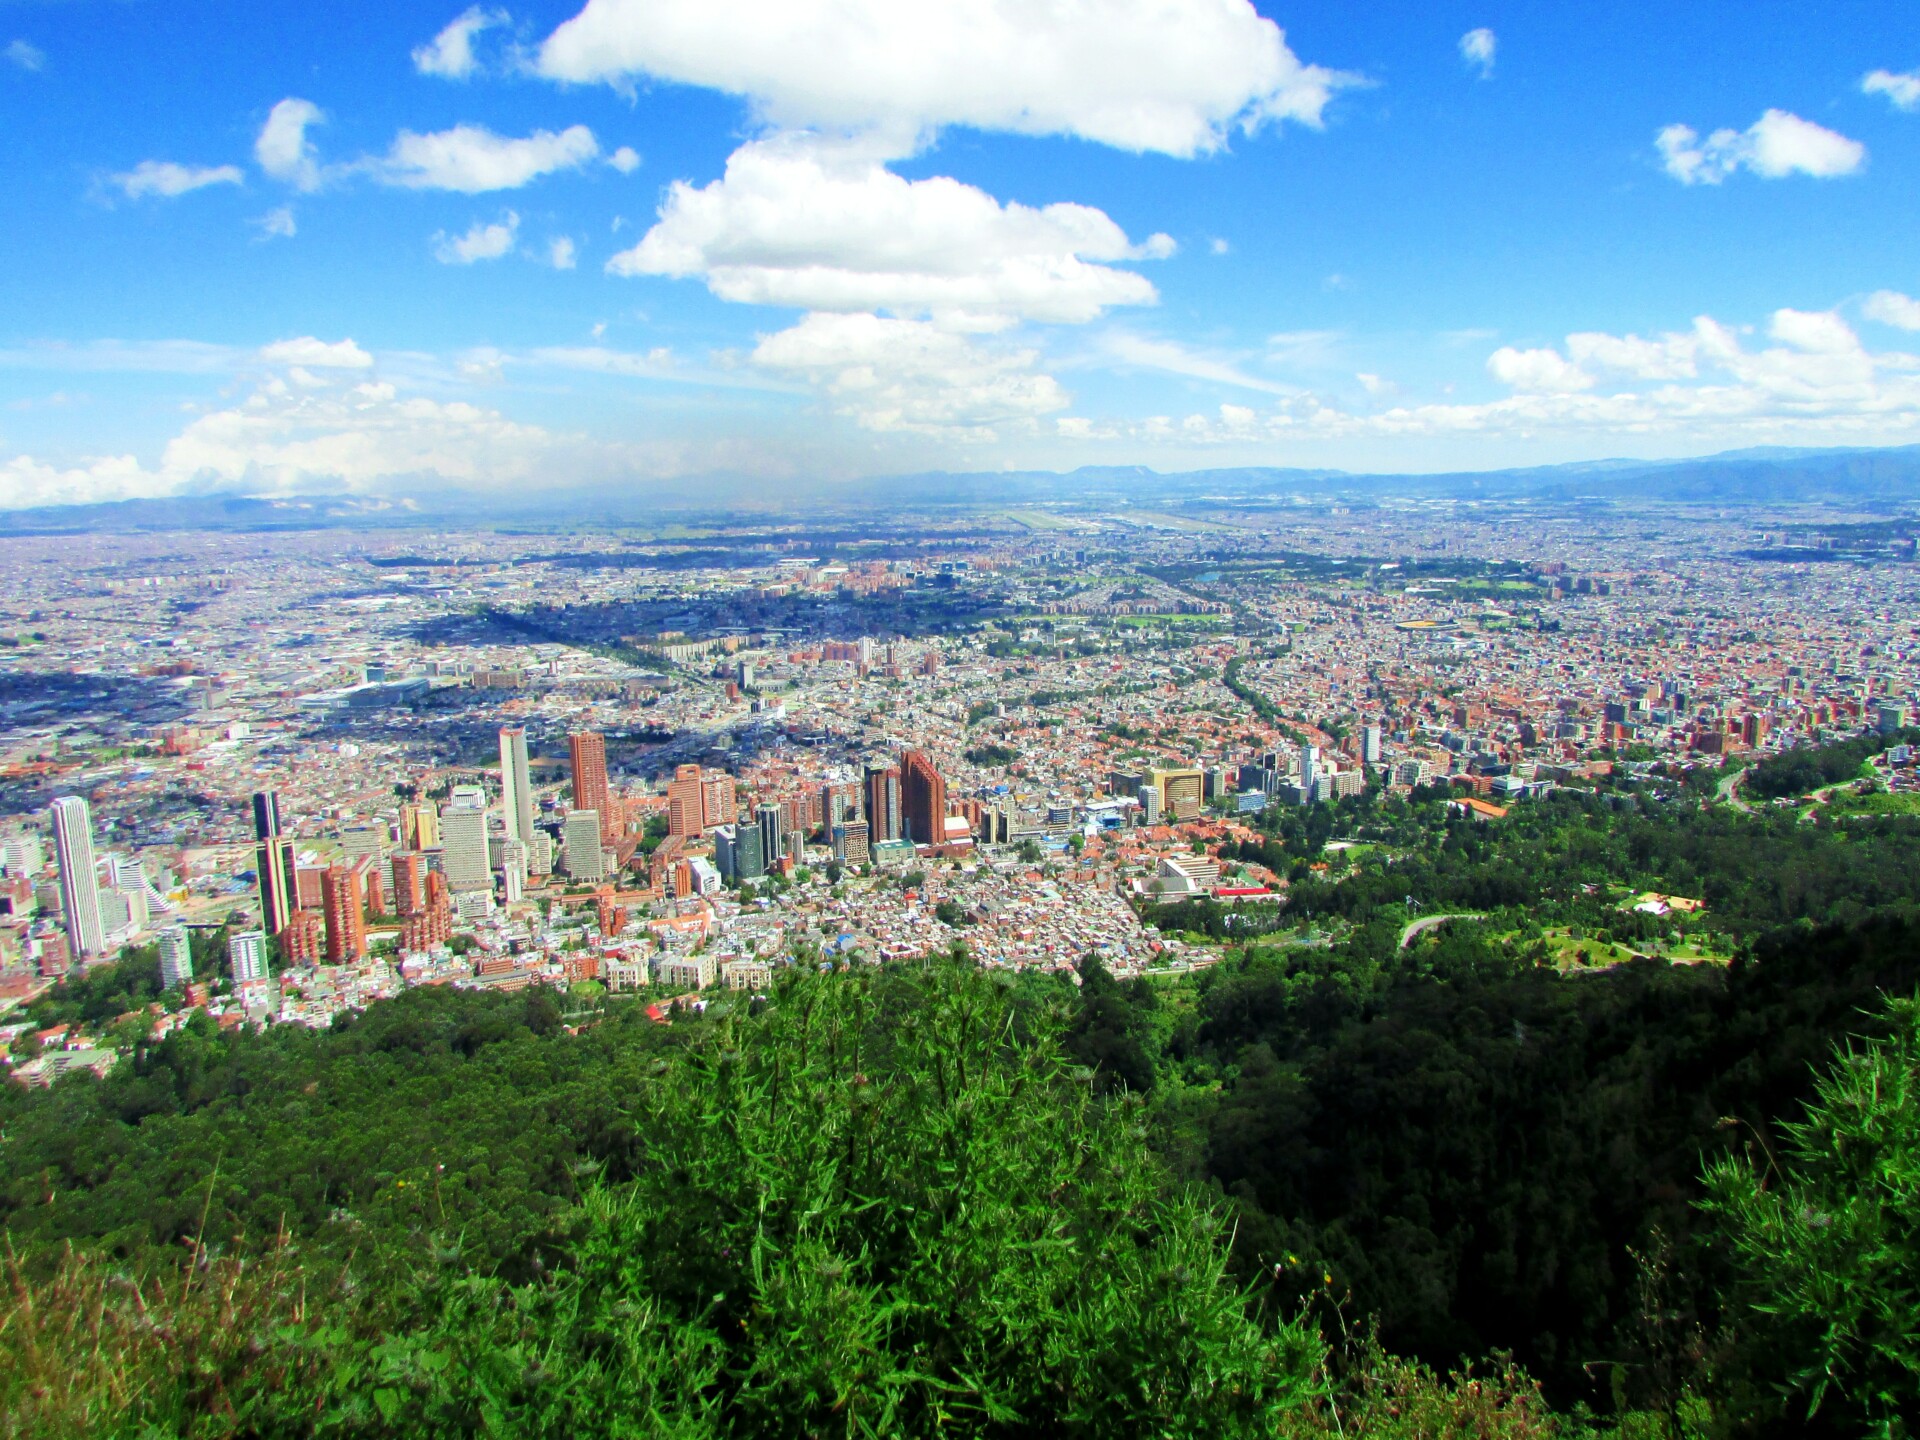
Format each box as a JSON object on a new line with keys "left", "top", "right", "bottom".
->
{"left": 1704, "top": 994, "right": 1920, "bottom": 1436}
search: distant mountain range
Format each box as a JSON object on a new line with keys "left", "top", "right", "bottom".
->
{"left": 876, "top": 444, "right": 1920, "bottom": 509}
{"left": 5, "top": 444, "right": 1920, "bottom": 533}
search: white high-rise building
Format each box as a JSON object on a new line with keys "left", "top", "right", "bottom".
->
{"left": 439, "top": 796, "right": 492, "bottom": 893}
{"left": 1361, "top": 725, "right": 1383, "bottom": 764}
{"left": 229, "top": 929, "right": 269, "bottom": 983}
{"left": 563, "top": 808, "right": 605, "bottom": 882}
{"left": 109, "top": 854, "right": 170, "bottom": 919}
{"left": 499, "top": 727, "right": 534, "bottom": 847}
{"left": 1298, "top": 746, "right": 1321, "bottom": 805}
{"left": 501, "top": 839, "right": 527, "bottom": 904}
{"left": 2, "top": 833, "right": 44, "bottom": 877}
{"left": 50, "top": 796, "right": 104, "bottom": 959}
{"left": 97, "top": 887, "right": 134, "bottom": 938}
{"left": 157, "top": 926, "right": 194, "bottom": 989}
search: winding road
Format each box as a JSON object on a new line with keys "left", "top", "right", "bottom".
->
{"left": 1398, "top": 912, "right": 1486, "bottom": 949}
{"left": 1715, "top": 767, "right": 1753, "bottom": 813}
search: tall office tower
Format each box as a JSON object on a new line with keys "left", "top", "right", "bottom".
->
{"left": 700, "top": 772, "right": 737, "bottom": 830}
{"left": 157, "top": 925, "right": 194, "bottom": 989}
{"left": 755, "top": 804, "right": 784, "bottom": 870}
{"left": 251, "top": 791, "right": 282, "bottom": 844}
{"left": 401, "top": 802, "right": 440, "bottom": 851}
{"left": 864, "top": 763, "right": 902, "bottom": 843}
{"left": 1361, "top": 725, "right": 1383, "bottom": 764}
{"left": 439, "top": 795, "right": 493, "bottom": 892}
{"left": 667, "top": 764, "right": 704, "bottom": 837}
{"left": 1298, "top": 745, "right": 1320, "bottom": 803}
{"left": 391, "top": 851, "right": 425, "bottom": 915}
{"left": 563, "top": 808, "right": 605, "bottom": 882}
{"left": 737, "top": 823, "right": 764, "bottom": 880}
{"left": 820, "top": 781, "right": 861, "bottom": 834}
{"left": 714, "top": 824, "right": 766, "bottom": 883}
{"left": 899, "top": 751, "right": 947, "bottom": 846}
{"left": 229, "top": 929, "right": 270, "bottom": 983}
{"left": 321, "top": 864, "right": 367, "bottom": 963}
{"left": 501, "top": 839, "right": 527, "bottom": 904}
{"left": 832, "top": 820, "right": 871, "bottom": 865}
{"left": 251, "top": 790, "right": 299, "bottom": 936}
{"left": 569, "top": 731, "right": 618, "bottom": 837}
{"left": 50, "top": 796, "right": 104, "bottom": 959}
{"left": 499, "top": 727, "right": 534, "bottom": 846}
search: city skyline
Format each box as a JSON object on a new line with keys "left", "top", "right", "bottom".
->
{"left": 9, "top": 3, "right": 1920, "bottom": 509}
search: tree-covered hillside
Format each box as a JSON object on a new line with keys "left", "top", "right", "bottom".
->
{"left": 6, "top": 783, "right": 1920, "bottom": 1435}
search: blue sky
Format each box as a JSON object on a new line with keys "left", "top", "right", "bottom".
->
{"left": 5, "top": 1, "right": 1920, "bottom": 506}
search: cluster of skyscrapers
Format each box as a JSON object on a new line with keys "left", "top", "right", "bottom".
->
{"left": 30, "top": 726, "right": 959, "bottom": 987}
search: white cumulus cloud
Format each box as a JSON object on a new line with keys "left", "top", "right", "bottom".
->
{"left": 433, "top": 213, "right": 519, "bottom": 263}
{"left": 1459, "top": 28, "right": 1495, "bottom": 78}
{"left": 1863, "top": 290, "right": 1920, "bottom": 330}
{"left": 611, "top": 133, "right": 1170, "bottom": 327}
{"left": 1863, "top": 68, "right": 1920, "bottom": 111}
{"left": 259, "top": 337, "right": 374, "bottom": 369}
{"left": 1086, "top": 302, "right": 1920, "bottom": 453}
{"left": 413, "top": 6, "right": 508, "bottom": 79}
{"left": 608, "top": 145, "right": 640, "bottom": 173}
{"left": 379, "top": 123, "right": 599, "bottom": 192}
{"left": 1565, "top": 329, "right": 1699, "bottom": 380}
{"left": 1486, "top": 346, "right": 1595, "bottom": 393}
{"left": 6, "top": 39, "right": 45, "bottom": 71}
{"left": 537, "top": 0, "right": 1355, "bottom": 157}
{"left": 1768, "top": 307, "right": 1862, "bottom": 355}
{"left": 257, "top": 98, "right": 326, "bottom": 191}
{"left": 547, "top": 236, "right": 577, "bottom": 270}
{"left": 1657, "top": 109, "right": 1865, "bottom": 184}
{"left": 157, "top": 381, "right": 559, "bottom": 495}
{"left": 0, "top": 454, "right": 178, "bottom": 510}
{"left": 0, "top": 347, "right": 786, "bottom": 509}
{"left": 111, "top": 161, "right": 245, "bottom": 199}
{"left": 752, "top": 312, "right": 1069, "bottom": 435}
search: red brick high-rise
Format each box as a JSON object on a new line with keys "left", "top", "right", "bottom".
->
{"left": 354, "top": 855, "right": 387, "bottom": 918}
{"left": 666, "top": 763, "right": 737, "bottom": 836}
{"left": 321, "top": 864, "right": 367, "bottom": 963}
{"left": 400, "top": 870, "right": 454, "bottom": 952}
{"left": 570, "top": 731, "right": 619, "bottom": 837}
{"left": 390, "top": 852, "right": 425, "bottom": 916}
{"left": 667, "top": 763, "right": 704, "bottom": 837}
{"left": 899, "top": 750, "right": 947, "bottom": 847}
{"left": 701, "top": 772, "right": 737, "bottom": 830}
{"left": 280, "top": 910, "right": 324, "bottom": 966}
